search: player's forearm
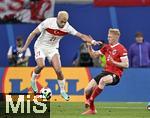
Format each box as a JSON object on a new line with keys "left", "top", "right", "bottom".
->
{"left": 23, "top": 32, "right": 36, "bottom": 49}
{"left": 88, "top": 50, "right": 97, "bottom": 58}
{"left": 78, "top": 33, "right": 95, "bottom": 44}
{"left": 113, "top": 61, "right": 129, "bottom": 68}
{"left": 76, "top": 32, "right": 98, "bottom": 45}
{"left": 80, "top": 34, "right": 91, "bottom": 42}
{"left": 87, "top": 46, "right": 100, "bottom": 58}
{"left": 23, "top": 27, "right": 40, "bottom": 50}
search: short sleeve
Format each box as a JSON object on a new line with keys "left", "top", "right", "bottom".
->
{"left": 67, "top": 24, "right": 78, "bottom": 35}
{"left": 120, "top": 47, "right": 128, "bottom": 57}
{"left": 38, "top": 18, "right": 50, "bottom": 32}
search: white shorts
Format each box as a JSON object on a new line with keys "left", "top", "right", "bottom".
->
{"left": 34, "top": 46, "right": 59, "bottom": 62}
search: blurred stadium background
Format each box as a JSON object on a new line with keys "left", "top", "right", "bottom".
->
{"left": 0, "top": 0, "right": 150, "bottom": 117}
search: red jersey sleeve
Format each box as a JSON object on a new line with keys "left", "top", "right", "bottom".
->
{"left": 119, "top": 47, "right": 128, "bottom": 58}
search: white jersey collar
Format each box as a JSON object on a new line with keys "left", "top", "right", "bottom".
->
{"left": 111, "top": 43, "right": 120, "bottom": 48}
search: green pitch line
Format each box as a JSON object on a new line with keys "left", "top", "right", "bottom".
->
{"left": 51, "top": 102, "right": 150, "bottom": 118}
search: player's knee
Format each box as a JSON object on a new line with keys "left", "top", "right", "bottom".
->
{"left": 37, "top": 65, "right": 45, "bottom": 70}
{"left": 99, "top": 78, "right": 104, "bottom": 84}
{"left": 84, "top": 87, "right": 89, "bottom": 94}
{"left": 84, "top": 86, "right": 93, "bottom": 95}
{"left": 55, "top": 69, "right": 64, "bottom": 79}
{"left": 55, "top": 68, "right": 62, "bottom": 74}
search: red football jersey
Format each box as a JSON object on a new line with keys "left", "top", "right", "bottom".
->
{"left": 100, "top": 43, "right": 128, "bottom": 78}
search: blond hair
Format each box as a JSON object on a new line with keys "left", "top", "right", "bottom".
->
{"left": 109, "top": 28, "right": 120, "bottom": 36}
{"left": 57, "top": 11, "right": 69, "bottom": 20}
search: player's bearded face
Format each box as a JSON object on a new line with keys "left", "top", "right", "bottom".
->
{"left": 57, "top": 18, "right": 67, "bottom": 28}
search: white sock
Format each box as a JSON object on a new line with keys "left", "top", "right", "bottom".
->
{"left": 57, "top": 79, "right": 65, "bottom": 93}
{"left": 31, "top": 72, "right": 39, "bottom": 92}
{"left": 31, "top": 71, "right": 39, "bottom": 81}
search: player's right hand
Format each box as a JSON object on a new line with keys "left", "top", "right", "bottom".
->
{"left": 88, "top": 35, "right": 103, "bottom": 46}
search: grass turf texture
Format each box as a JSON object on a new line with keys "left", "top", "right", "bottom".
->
{"left": 51, "top": 102, "right": 150, "bottom": 118}
{"left": 0, "top": 102, "right": 149, "bottom": 118}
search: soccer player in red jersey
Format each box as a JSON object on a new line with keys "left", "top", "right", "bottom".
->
{"left": 82, "top": 28, "right": 129, "bottom": 115}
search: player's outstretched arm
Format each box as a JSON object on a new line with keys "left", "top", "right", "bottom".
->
{"left": 18, "top": 27, "right": 40, "bottom": 53}
{"left": 87, "top": 43, "right": 101, "bottom": 58}
{"left": 75, "top": 32, "right": 99, "bottom": 45}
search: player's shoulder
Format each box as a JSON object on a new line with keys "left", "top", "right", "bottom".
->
{"left": 100, "top": 44, "right": 110, "bottom": 50}
{"left": 116, "top": 43, "right": 127, "bottom": 54}
{"left": 43, "top": 17, "right": 56, "bottom": 23}
{"left": 118, "top": 43, "right": 127, "bottom": 50}
{"left": 63, "top": 21, "right": 72, "bottom": 30}
{"left": 103, "top": 44, "right": 110, "bottom": 48}
{"left": 49, "top": 17, "right": 57, "bottom": 21}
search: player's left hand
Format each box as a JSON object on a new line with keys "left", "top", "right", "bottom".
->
{"left": 91, "top": 40, "right": 103, "bottom": 46}
{"left": 88, "top": 35, "right": 103, "bottom": 46}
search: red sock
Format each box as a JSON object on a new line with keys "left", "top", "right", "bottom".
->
{"left": 90, "top": 86, "right": 103, "bottom": 110}
{"left": 85, "top": 86, "right": 97, "bottom": 100}
{"left": 90, "top": 86, "right": 103, "bottom": 100}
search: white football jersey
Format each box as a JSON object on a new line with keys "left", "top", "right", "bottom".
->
{"left": 34, "top": 17, "right": 78, "bottom": 48}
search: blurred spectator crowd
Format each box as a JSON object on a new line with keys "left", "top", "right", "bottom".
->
{"left": 0, "top": 0, "right": 54, "bottom": 23}
{"left": 7, "top": 36, "right": 31, "bottom": 66}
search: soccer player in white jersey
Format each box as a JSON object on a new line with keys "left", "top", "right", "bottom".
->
{"left": 18, "top": 11, "right": 99, "bottom": 101}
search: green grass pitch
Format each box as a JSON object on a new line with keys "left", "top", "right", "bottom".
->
{"left": 1, "top": 101, "right": 149, "bottom": 118}
{"left": 51, "top": 102, "right": 150, "bottom": 118}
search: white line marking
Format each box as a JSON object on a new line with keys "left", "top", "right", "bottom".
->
{"left": 102, "top": 106, "right": 146, "bottom": 109}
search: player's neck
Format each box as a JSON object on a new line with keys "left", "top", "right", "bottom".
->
{"left": 56, "top": 20, "right": 61, "bottom": 28}
{"left": 110, "top": 42, "right": 119, "bottom": 47}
